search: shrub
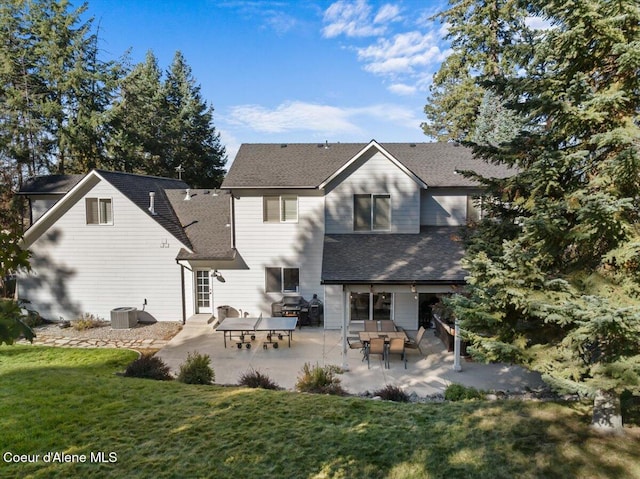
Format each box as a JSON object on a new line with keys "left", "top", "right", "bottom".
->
{"left": 238, "top": 369, "right": 280, "bottom": 390}
{"left": 124, "top": 354, "right": 173, "bottom": 380}
{"left": 72, "top": 313, "right": 107, "bottom": 330}
{"left": 373, "top": 384, "right": 410, "bottom": 402}
{"left": 295, "top": 363, "right": 345, "bottom": 396}
{"left": 444, "top": 383, "right": 485, "bottom": 401}
{"left": 177, "top": 351, "right": 214, "bottom": 385}
{"left": 22, "top": 309, "right": 43, "bottom": 328}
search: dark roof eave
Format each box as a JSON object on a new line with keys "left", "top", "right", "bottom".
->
{"left": 222, "top": 185, "right": 320, "bottom": 190}
{"left": 320, "top": 279, "right": 467, "bottom": 285}
{"left": 175, "top": 249, "right": 237, "bottom": 262}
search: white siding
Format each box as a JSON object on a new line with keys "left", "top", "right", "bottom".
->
{"left": 323, "top": 285, "right": 344, "bottom": 329}
{"left": 393, "top": 293, "right": 419, "bottom": 330}
{"left": 421, "top": 188, "right": 475, "bottom": 226}
{"left": 325, "top": 152, "right": 420, "bottom": 234}
{"left": 19, "top": 181, "right": 188, "bottom": 322}
{"left": 212, "top": 191, "right": 326, "bottom": 317}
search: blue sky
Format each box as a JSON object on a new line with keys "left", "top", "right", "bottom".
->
{"left": 86, "top": 0, "right": 449, "bottom": 162}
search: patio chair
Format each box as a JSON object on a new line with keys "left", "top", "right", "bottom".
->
{"left": 379, "top": 320, "right": 396, "bottom": 332}
{"left": 347, "top": 336, "right": 366, "bottom": 361}
{"left": 387, "top": 338, "right": 407, "bottom": 369}
{"left": 367, "top": 337, "right": 387, "bottom": 369}
{"left": 405, "top": 326, "right": 427, "bottom": 355}
{"left": 364, "top": 320, "right": 378, "bottom": 332}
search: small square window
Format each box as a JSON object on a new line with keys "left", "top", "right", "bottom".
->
{"left": 263, "top": 196, "right": 298, "bottom": 223}
{"left": 265, "top": 267, "right": 300, "bottom": 293}
{"left": 86, "top": 198, "right": 112, "bottom": 225}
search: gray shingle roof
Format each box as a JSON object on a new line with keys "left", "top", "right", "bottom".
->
{"left": 322, "top": 227, "right": 467, "bottom": 284}
{"left": 18, "top": 174, "right": 84, "bottom": 194}
{"left": 223, "top": 142, "right": 512, "bottom": 189}
{"left": 166, "top": 189, "right": 235, "bottom": 260}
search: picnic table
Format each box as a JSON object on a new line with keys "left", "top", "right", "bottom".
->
{"left": 216, "top": 316, "right": 297, "bottom": 349}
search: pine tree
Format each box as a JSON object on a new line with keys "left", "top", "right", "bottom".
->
{"left": 161, "top": 51, "right": 226, "bottom": 187}
{"left": 107, "top": 51, "right": 167, "bottom": 173}
{"left": 449, "top": 0, "right": 640, "bottom": 429}
{"left": 422, "top": 0, "right": 530, "bottom": 141}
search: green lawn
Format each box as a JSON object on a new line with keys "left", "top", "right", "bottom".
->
{"left": 1, "top": 346, "right": 639, "bottom": 479}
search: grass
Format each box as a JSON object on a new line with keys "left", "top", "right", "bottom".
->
{"left": 1, "top": 346, "right": 639, "bottom": 479}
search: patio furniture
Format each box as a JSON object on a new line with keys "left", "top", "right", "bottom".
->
{"left": 379, "top": 320, "right": 396, "bottom": 332}
{"left": 387, "top": 338, "right": 407, "bottom": 369}
{"left": 347, "top": 336, "right": 366, "bottom": 361}
{"left": 216, "top": 316, "right": 297, "bottom": 349}
{"left": 364, "top": 320, "right": 378, "bottom": 332}
{"left": 405, "top": 326, "right": 427, "bottom": 355}
{"left": 367, "top": 337, "right": 387, "bottom": 369}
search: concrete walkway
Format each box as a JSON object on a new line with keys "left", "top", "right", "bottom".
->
{"left": 156, "top": 323, "right": 546, "bottom": 397}
{"left": 19, "top": 335, "right": 169, "bottom": 350}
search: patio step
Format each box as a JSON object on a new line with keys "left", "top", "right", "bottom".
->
{"left": 186, "top": 314, "right": 215, "bottom": 326}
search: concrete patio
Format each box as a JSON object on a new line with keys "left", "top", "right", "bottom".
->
{"left": 156, "top": 322, "right": 546, "bottom": 396}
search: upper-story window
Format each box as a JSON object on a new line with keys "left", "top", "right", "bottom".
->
{"left": 354, "top": 194, "right": 390, "bottom": 231}
{"left": 85, "top": 198, "right": 113, "bottom": 225}
{"left": 263, "top": 195, "right": 298, "bottom": 223}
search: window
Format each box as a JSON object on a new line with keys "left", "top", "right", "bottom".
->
{"left": 86, "top": 198, "right": 112, "bottom": 225}
{"left": 263, "top": 195, "right": 298, "bottom": 223}
{"left": 265, "top": 267, "right": 299, "bottom": 293}
{"left": 349, "top": 292, "right": 393, "bottom": 321}
{"left": 354, "top": 194, "right": 390, "bottom": 231}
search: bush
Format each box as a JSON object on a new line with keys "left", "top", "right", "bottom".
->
{"left": 177, "top": 351, "right": 214, "bottom": 385}
{"left": 124, "top": 354, "right": 173, "bottom": 380}
{"left": 72, "top": 313, "right": 107, "bottom": 330}
{"left": 238, "top": 369, "right": 280, "bottom": 390}
{"left": 295, "top": 363, "right": 345, "bottom": 396}
{"left": 444, "top": 383, "right": 485, "bottom": 401}
{"left": 373, "top": 384, "right": 410, "bottom": 402}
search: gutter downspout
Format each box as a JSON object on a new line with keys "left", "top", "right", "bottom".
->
{"left": 180, "top": 265, "right": 186, "bottom": 325}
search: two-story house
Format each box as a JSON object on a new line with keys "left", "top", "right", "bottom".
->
{"left": 17, "top": 140, "right": 512, "bottom": 329}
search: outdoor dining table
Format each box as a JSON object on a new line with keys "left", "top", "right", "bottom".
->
{"left": 358, "top": 331, "right": 408, "bottom": 342}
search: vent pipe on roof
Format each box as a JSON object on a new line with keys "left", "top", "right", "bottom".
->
{"left": 149, "top": 191, "right": 157, "bottom": 215}
{"left": 184, "top": 188, "right": 191, "bottom": 201}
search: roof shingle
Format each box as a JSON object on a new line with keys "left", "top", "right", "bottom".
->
{"left": 223, "top": 142, "right": 512, "bottom": 189}
{"left": 322, "top": 227, "right": 468, "bottom": 284}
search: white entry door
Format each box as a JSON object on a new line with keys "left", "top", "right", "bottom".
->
{"left": 195, "top": 270, "right": 212, "bottom": 313}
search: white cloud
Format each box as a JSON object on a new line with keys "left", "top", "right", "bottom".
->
{"left": 322, "top": 0, "right": 392, "bottom": 38}
{"left": 387, "top": 83, "right": 416, "bottom": 95}
{"left": 225, "top": 100, "right": 421, "bottom": 135}
{"left": 373, "top": 4, "right": 401, "bottom": 24}
{"left": 227, "top": 101, "right": 364, "bottom": 135}
{"left": 321, "top": 2, "right": 450, "bottom": 96}
{"left": 357, "top": 31, "right": 447, "bottom": 75}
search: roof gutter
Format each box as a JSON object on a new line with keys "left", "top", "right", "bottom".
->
{"left": 320, "top": 279, "right": 467, "bottom": 285}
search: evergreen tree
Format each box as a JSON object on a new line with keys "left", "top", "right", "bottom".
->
{"left": 469, "top": 90, "right": 522, "bottom": 146}
{"left": 448, "top": 0, "right": 640, "bottom": 429}
{"left": 107, "top": 51, "right": 167, "bottom": 173}
{"left": 422, "top": 0, "right": 530, "bottom": 141}
{"left": 161, "top": 51, "right": 226, "bottom": 187}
